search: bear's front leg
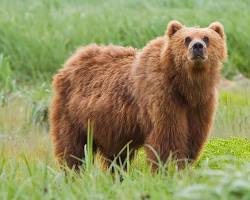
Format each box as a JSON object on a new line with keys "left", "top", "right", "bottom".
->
{"left": 144, "top": 104, "right": 189, "bottom": 171}
{"left": 187, "top": 95, "right": 217, "bottom": 162}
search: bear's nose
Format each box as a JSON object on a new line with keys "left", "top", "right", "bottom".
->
{"left": 192, "top": 42, "right": 204, "bottom": 50}
{"left": 192, "top": 42, "right": 205, "bottom": 59}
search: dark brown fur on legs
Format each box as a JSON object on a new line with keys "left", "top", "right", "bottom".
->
{"left": 50, "top": 79, "right": 97, "bottom": 170}
{"left": 144, "top": 102, "right": 189, "bottom": 171}
{"left": 187, "top": 96, "right": 217, "bottom": 161}
{"left": 50, "top": 21, "right": 227, "bottom": 171}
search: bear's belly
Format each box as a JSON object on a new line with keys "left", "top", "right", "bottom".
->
{"left": 93, "top": 117, "right": 144, "bottom": 157}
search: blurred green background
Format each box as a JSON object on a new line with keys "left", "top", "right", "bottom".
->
{"left": 0, "top": 0, "right": 250, "bottom": 88}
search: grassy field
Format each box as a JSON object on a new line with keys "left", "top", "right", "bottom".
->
{"left": 1, "top": 0, "right": 250, "bottom": 199}
{"left": 1, "top": 128, "right": 250, "bottom": 199}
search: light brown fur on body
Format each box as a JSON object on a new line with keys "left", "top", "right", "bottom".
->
{"left": 50, "top": 21, "right": 227, "bottom": 171}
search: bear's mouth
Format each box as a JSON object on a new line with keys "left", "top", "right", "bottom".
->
{"left": 192, "top": 55, "right": 205, "bottom": 60}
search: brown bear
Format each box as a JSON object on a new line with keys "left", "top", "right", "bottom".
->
{"left": 50, "top": 21, "right": 227, "bottom": 171}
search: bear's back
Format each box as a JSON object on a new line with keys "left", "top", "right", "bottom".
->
{"left": 54, "top": 44, "right": 137, "bottom": 96}
{"left": 64, "top": 44, "right": 136, "bottom": 70}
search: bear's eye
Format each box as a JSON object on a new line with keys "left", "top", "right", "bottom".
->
{"left": 184, "top": 36, "right": 192, "bottom": 47}
{"left": 203, "top": 36, "right": 209, "bottom": 46}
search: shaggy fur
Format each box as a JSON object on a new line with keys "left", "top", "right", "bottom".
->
{"left": 50, "top": 21, "right": 227, "bottom": 171}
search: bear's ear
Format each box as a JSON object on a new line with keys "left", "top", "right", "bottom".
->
{"left": 208, "top": 22, "right": 225, "bottom": 39}
{"left": 166, "top": 20, "right": 183, "bottom": 38}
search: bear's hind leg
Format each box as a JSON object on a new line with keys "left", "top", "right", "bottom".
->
{"left": 50, "top": 97, "right": 91, "bottom": 170}
{"left": 52, "top": 123, "right": 87, "bottom": 170}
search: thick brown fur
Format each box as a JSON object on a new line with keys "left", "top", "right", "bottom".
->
{"left": 50, "top": 21, "right": 227, "bottom": 171}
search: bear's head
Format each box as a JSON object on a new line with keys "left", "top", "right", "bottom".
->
{"left": 165, "top": 20, "right": 227, "bottom": 71}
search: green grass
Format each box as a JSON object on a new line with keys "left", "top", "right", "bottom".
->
{"left": 1, "top": 132, "right": 250, "bottom": 200}
{"left": 214, "top": 90, "right": 250, "bottom": 137}
{"left": 0, "top": 0, "right": 250, "bottom": 87}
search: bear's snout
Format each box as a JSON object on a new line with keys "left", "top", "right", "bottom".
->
{"left": 188, "top": 39, "right": 208, "bottom": 61}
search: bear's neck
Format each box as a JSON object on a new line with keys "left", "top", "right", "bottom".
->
{"left": 165, "top": 56, "right": 221, "bottom": 107}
